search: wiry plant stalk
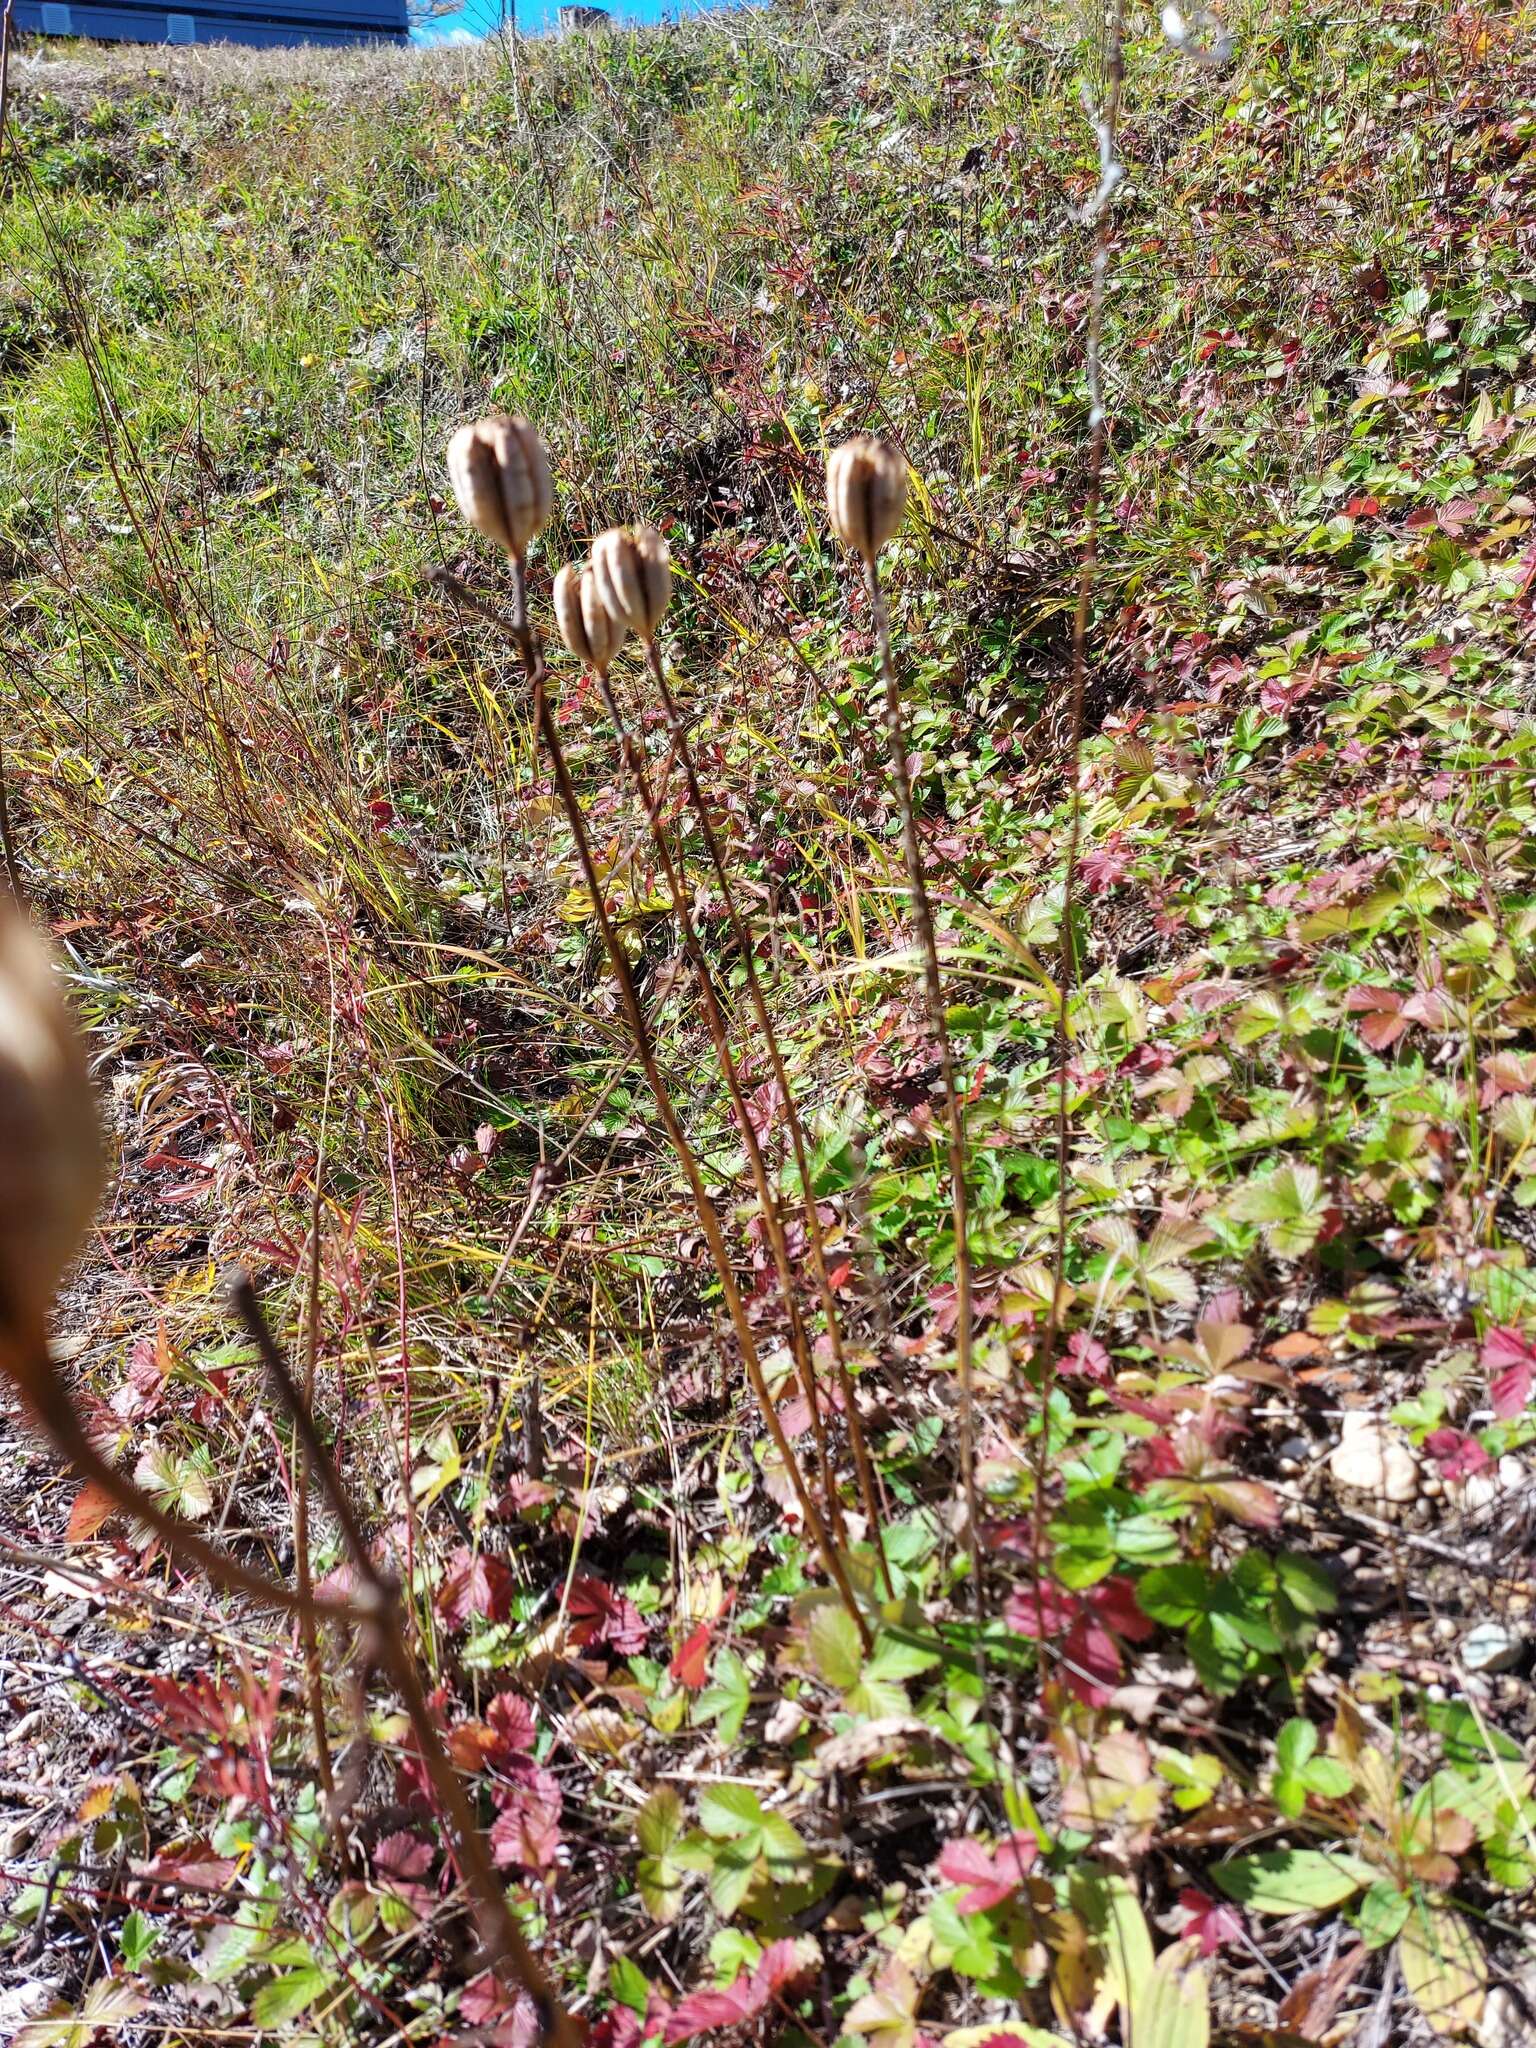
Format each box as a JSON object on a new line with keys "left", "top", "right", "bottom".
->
{"left": 228, "top": 1275, "right": 578, "bottom": 2045}
{"left": 864, "top": 556, "right": 982, "bottom": 1597}
{"left": 640, "top": 638, "right": 892, "bottom": 1592}
{"left": 1038, "top": 0, "right": 1129, "bottom": 1393}
{"left": 295, "top": 1191, "right": 336, "bottom": 1804}
{"left": 0, "top": 887, "right": 579, "bottom": 2038}
{"left": 591, "top": 655, "right": 846, "bottom": 1536}
{"left": 491, "top": 560, "right": 871, "bottom": 1647}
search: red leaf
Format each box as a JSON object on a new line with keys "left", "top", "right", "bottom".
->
{"left": 662, "top": 1941, "right": 811, "bottom": 2044}
{"left": 437, "top": 1545, "right": 516, "bottom": 1629}
{"left": 1060, "top": 1614, "right": 1122, "bottom": 1707}
{"left": 486, "top": 1690, "right": 537, "bottom": 1756}
{"left": 460, "top": 1974, "right": 545, "bottom": 2048}
{"left": 130, "top": 1845, "right": 237, "bottom": 1890}
{"left": 664, "top": 1988, "right": 755, "bottom": 2043}
{"left": 1079, "top": 839, "right": 1131, "bottom": 894}
{"left": 1003, "top": 1581, "right": 1080, "bottom": 1639}
{"left": 567, "top": 1574, "right": 648, "bottom": 1656}
{"left": 1482, "top": 1326, "right": 1536, "bottom": 1420}
{"left": 1423, "top": 1428, "right": 1490, "bottom": 1482}
{"left": 66, "top": 1481, "right": 118, "bottom": 1543}
{"left": 1087, "top": 1574, "right": 1158, "bottom": 1643}
{"left": 670, "top": 1621, "right": 713, "bottom": 1691}
{"left": 1178, "top": 1887, "right": 1244, "bottom": 1956}
{"left": 1061, "top": 1331, "right": 1111, "bottom": 1381}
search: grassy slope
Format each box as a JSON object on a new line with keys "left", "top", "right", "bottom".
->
{"left": 2, "top": 1, "right": 1536, "bottom": 2041}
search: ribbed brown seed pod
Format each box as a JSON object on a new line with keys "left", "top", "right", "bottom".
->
{"left": 590, "top": 525, "right": 672, "bottom": 643}
{"left": 826, "top": 435, "right": 908, "bottom": 560}
{"left": 553, "top": 563, "right": 628, "bottom": 675}
{"left": 446, "top": 416, "right": 554, "bottom": 561}
{"left": 0, "top": 900, "right": 102, "bottom": 1358}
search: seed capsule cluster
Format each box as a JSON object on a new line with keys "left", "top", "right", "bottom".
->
{"left": 446, "top": 414, "right": 908, "bottom": 664}
{"left": 552, "top": 562, "right": 628, "bottom": 676}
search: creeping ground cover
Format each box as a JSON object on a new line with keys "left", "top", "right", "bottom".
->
{"left": 1, "top": 0, "right": 1535, "bottom": 2042}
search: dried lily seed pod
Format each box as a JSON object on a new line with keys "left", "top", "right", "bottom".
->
{"left": 554, "top": 563, "right": 628, "bottom": 674}
{"left": 446, "top": 416, "right": 553, "bottom": 561}
{"left": 826, "top": 435, "right": 908, "bottom": 560}
{"left": 591, "top": 525, "right": 672, "bottom": 643}
{"left": 0, "top": 900, "right": 102, "bottom": 1358}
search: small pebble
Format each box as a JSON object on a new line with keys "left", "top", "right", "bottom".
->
{"left": 1461, "top": 1622, "right": 1524, "bottom": 1674}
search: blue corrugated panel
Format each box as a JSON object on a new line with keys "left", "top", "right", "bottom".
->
{"left": 14, "top": 0, "right": 407, "bottom": 40}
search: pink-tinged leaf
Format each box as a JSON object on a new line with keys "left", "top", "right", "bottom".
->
{"left": 1480, "top": 1053, "right": 1536, "bottom": 1108}
{"left": 1179, "top": 1887, "right": 1244, "bottom": 1956}
{"left": 1203, "top": 1478, "right": 1284, "bottom": 1530}
{"left": 460, "top": 1974, "right": 546, "bottom": 2048}
{"left": 1344, "top": 985, "right": 1409, "bottom": 1050}
{"left": 374, "top": 1831, "right": 434, "bottom": 1879}
{"left": 1482, "top": 1327, "right": 1536, "bottom": 1420}
{"left": 1423, "top": 1428, "right": 1490, "bottom": 1482}
{"left": 936, "top": 1832, "right": 1038, "bottom": 1912}
{"left": 130, "top": 1846, "right": 237, "bottom": 1890}
{"left": 662, "top": 1940, "right": 813, "bottom": 2041}
{"left": 1087, "top": 1574, "right": 1158, "bottom": 1643}
{"left": 1060, "top": 1614, "right": 1122, "bottom": 1707}
{"left": 1079, "top": 840, "right": 1131, "bottom": 894}
{"left": 664, "top": 1988, "right": 754, "bottom": 2043}
{"left": 753, "top": 1940, "right": 810, "bottom": 1995}
{"left": 567, "top": 1574, "right": 648, "bottom": 1656}
{"left": 498, "top": 1475, "right": 557, "bottom": 1515}
{"left": 486, "top": 1690, "right": 538, "bottom": 1757}
{"left": 1401, "top": 982, "right": 1452, "bottom": 1030}
{"left": 1003, "top": 1581, "right": 1081, "bottom": 1639}
{"left": 1062, "top": 1331, "right": 1111, "bottom": 1381}
{"left": 437, "top": 1545, "right": 516, "bottom": 1629}
{"left": 489, "top": 1761, "right": 563, "bottom": 1875}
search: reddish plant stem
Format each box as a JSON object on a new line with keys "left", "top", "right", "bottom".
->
{"left": 296, "top": 1189, "right": 336, "bottom": 1804}
{"left": 641, "top": 640, "right": 892, "bottom": 1592}
{"left": 864, "top": 556, "right": 982, "bottom": 1604}
{"left": 227, "top": 1273, "right": 579, "bottom": 2042}
{"left": 594, "top": 656, "right": 844, "bottom": 1534}
{"left": 1037, "top": 0, "right": 1128, "bottom": 1397}
{"left": 493, "top": 561, "right": 870, "bottom": 1647}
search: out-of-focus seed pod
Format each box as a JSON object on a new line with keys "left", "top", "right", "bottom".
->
{"left": 553, "top": 563, "right": 628, "bottom": 675}
{"left": 0, "top": 900, "right": 102, "bottom": 1359}
{"left": 826, "top": 435, "right": 908, "bottom": 561}
{"left": 591, "top": 525, "right": 672, "bottom": 644}
{"left": 446, "top": 416, "right": 553, "bottom": 561}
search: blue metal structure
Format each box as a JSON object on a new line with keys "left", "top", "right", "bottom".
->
{"left": 13, "top": 0, "right": 407, "bottom": 45}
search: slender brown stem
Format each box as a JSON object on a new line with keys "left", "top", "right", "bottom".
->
{"left": 296, "top": 1197, "right": 335, "bottom": 1804}
{"left": 1036, "top": 0, "right": 1128, "bottom": 1397}
{"left": 482, "top": 561, "right": 870, "bottom": 1648}
{"left": 228, "top": 1273, "right": 579, "bottom": 2043}
{"left": 865, "top": 557, "right": 982, "bottom": 1605}
{"left": 595, "top": 653, "right": 844, "bottom": 1538}
{"left": 19, "top": 1353, "right": 357, "bottom": 1622}
{"left": 641, "top": 640, "right": 892, "bottom": 1593}
{"left": 0, "top": 737, "right": 23, "bottom": 904}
